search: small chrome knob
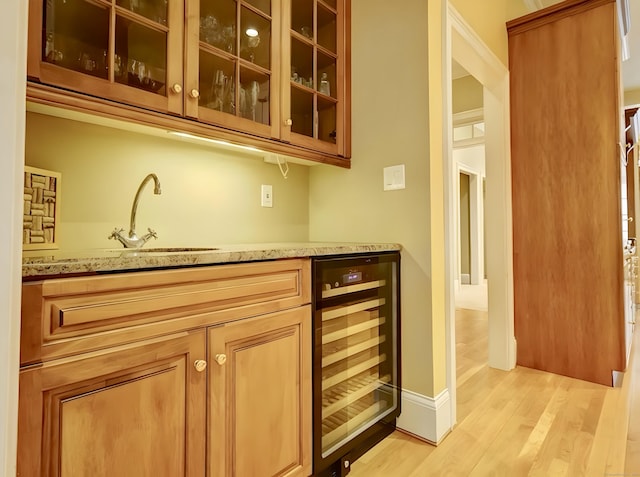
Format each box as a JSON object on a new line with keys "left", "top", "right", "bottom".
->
{"left": 344, "top": 460, "right": 350, "bottom": 468}
{"left": 284, "top": 118, "right": 293, "bottom": 126}
{"left": 189, "top": 89, "right": 200, "bottom": 99}
{"left": 171, "top": 83, "right": 182, "bottom": 94}
{"left": 194, "top": 360, "right": 207, "bottom": 372}
{"left": 215, "top": 353, "right": 227, "bottom": 365}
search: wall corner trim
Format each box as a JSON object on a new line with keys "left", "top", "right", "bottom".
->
{"left": 396, "top": 388, "right": 452, "bottom": 445}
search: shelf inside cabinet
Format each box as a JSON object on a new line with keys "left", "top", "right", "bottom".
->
{"left": 322, "top": 335, "right": 386, "bottom": 368}
{"left": 321, "top": 280, "right": 387, "bottom": 299}
{"left": 321, "top": 399, "right": 389, "bottom": 452}
{"left": 322, "top": 298, "right": 386, "bottom": 321}
{"left": 322, "top": 372, "right": 392, "bottom": 420}
{"left": 321, "top": 353, "right": 386, "bottom": 391}
{"left": 322, "top": 313, "right": 386, "bottom": 345}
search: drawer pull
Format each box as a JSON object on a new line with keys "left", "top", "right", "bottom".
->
{"left": 194, "top": 360, "right": 207, "bottom": 372}
{"left": 215, "top": 354, "right": 227, "bottom": 365}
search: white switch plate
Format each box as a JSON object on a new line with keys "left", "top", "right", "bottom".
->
{"left": 383, "top": 164, "right": 406, "bottom": 191}
{"left": 261, "top": 184, "right": 273, "bottom": 207}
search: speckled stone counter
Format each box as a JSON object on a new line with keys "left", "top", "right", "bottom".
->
{"left": 22, "top": 242, "right": 402, "bottom": 279}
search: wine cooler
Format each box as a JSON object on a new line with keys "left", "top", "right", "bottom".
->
{"left": 312, "top": 252, "right": 401, "bottom": 476}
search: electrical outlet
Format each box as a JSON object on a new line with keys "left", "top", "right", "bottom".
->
{"left": 261, "top": 184, "right": 273, "bottom": 207}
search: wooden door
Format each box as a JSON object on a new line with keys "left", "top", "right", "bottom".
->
{"left": 208, "top": 306, "right": 312, "bottom": 477}
{"left": 18, "top": 331, "right": 206, "bottom": 477}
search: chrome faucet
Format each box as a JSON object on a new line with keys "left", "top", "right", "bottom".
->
{"left": 109, "top": 173, "right": 161, "bottom": 248}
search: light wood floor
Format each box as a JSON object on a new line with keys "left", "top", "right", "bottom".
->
{"left": 349, "top": 308, "right": 640, "bottom": 476}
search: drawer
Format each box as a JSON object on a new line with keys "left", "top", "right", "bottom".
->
{"left": 21, "top": 259, "right": 311, "bottom": 365}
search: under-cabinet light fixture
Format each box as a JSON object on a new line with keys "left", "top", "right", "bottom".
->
{"left": 245, "top": 28, "right": 259, "bottom": 37}
{"left": 168, "top": 131, "right": 263, "bottom": 153}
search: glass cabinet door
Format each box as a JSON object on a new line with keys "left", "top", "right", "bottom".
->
{"left": 286, "top": 0, "right": 343, "bottom": 155}
{"left": 191, "top": 0, "right": 277, "bottom": 137}
{"left": 114, "top": 0, "right": 169, "bottom": 95}
{"left": 35, "top": 0, "right": 183, "bottom": 114}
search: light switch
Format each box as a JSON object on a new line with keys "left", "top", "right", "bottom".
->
{"left": 383, "top": 165, "right": 406, "bottom": 191}
{"left": 261, "top": 184, "right": 273, "bottom": 207}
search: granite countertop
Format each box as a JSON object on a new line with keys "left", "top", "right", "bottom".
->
{"left": 22, "top": 242, "right": 402, "bottom": 279}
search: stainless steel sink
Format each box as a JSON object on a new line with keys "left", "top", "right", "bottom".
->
{"left": 127, "top": 247, "right": 219, "bottom": 253}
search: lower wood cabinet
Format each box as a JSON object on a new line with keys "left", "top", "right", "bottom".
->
{"left": 209, "top": 306, "right": 312, "bottom": 477}
{"left": 18, "top": 331, "right": 207, "bottom": 477}
{"left": 18, "top": 259, "right": 312, "bottom": 477}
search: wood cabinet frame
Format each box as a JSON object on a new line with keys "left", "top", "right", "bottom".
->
{"left": 26, "top": 0, "right": 351, "bottom": 167}
{"left": 19, "top": 259, "right": 312, "bottom": 476}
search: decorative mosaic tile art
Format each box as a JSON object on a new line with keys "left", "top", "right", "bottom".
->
{"left": 23, "top": 166, "right": 60, "bottom": 250}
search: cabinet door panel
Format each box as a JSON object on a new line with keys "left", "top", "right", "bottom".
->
{"left": 28, "top": 0, "right": 183, "bottom": 115}
{"left": 18, "top": 331, "right": 206, "bottom": 477}
{"left": 187, "top": 0, "right": 280, "bottom": 138}
{"left": 209, "top": 306, "right": 311, "bottom": 477}
{"left": 282, "top": 0, "right": 346, "bottom": 157}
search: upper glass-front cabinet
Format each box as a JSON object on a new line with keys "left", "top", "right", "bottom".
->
{"left": 27, "top": 0, "right": 351, "bottom": 162}
{"left": 29, "top": 0, "right": 184, "bottom": 114}
{"left": 284, "top": 0, "right": 346, "bottom": 156}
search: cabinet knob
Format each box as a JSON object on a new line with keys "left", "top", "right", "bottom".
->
{"left": 215, "top": 353, "right": 227, "bottom": 365}
{"left": 194, "top": 360, "right": 207, "bottom": 372}
{"left": 171, "top": 83, "right": 182, "bottom": 94}
{"left": 284, "top": 118, "right": 293, "bottom": 126}
{"left": 189, "top": 89, "right": 200, "bottom": 99}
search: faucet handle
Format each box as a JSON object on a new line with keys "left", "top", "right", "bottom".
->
{"left": 109, "top": 228, "right": 125, "bottom": 240}
{"left": 146, "top": 228, "right": 158, "bottom": 240}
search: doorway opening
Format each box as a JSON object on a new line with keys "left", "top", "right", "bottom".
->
{"left": 452, "top": 107, "right": 488, "bottom": 311}
{"left": 444, "top": 3, "right": 515, "bottom": 428}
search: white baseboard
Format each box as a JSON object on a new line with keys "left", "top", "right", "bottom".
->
{"left": 396, "top": 388, "right": 452, "bottom": 445}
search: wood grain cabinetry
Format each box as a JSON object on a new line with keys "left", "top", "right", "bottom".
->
{"left": 507, "top": 0, "right": 625, "bottom": 386}
{"left": 26, "top": 0, "right": 351, "bottom": 166}
{"left": 18, "top": 259, "right": 312, "bottom": 476}
{"left": 18, "top": 332, "right": 206, "bottom": 477}
{"left": 209, "top": 307, "right": 311, "bottom": 477}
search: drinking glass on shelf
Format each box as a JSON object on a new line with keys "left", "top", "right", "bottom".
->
{"left": 248, "top": 80, "right": 259, "bottom": 121}
{"left": 319, "top": 72, "right": 330, "bottom": 96}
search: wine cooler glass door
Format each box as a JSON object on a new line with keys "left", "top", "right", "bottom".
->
{"left": 313, "top": 253, "right": 400, "bottom": 469}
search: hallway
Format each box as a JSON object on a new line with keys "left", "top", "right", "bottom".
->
{"left": 348, "top": 308, "right": 640, "bottom": 476}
